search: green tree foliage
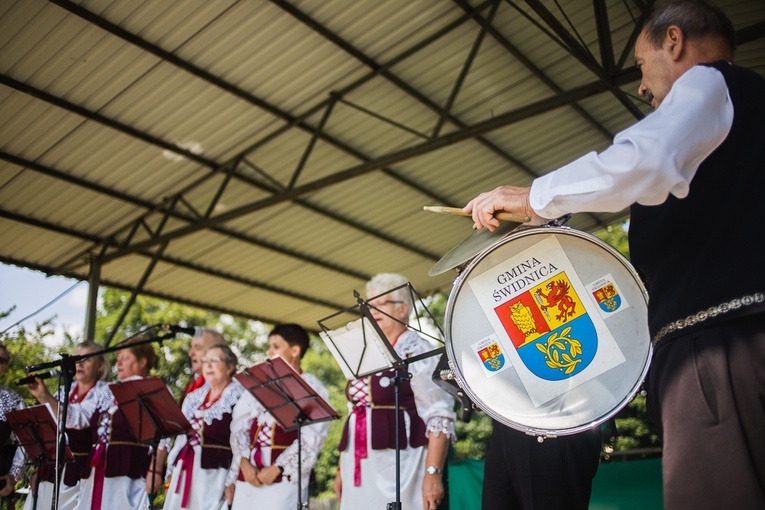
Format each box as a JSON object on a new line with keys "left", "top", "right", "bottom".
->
{"left": 95, "top": 289, "right": 268, "bottom": 399}
{"left": 1, "top": 307, "right": 59, "bottom": 405}
{"left": 593, "top": 222, "right": 661, "bottom": 456}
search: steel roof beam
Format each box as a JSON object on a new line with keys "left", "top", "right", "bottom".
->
{"left": 40, "top": 0, "right": 459, "bottom": 258}
{"left": 97, "top": 72, "right": 639, "bottom": 261}
{"left": 593, "top": 0, "right": 616, "bottom": 74}
{"left": 433, "top": 1, "right": 500, "bottom": 138}
{"left": 0, "top": 209, "right": 349, "bottom": 312}
{"left": 454, "top": 0, "right": 615, "bottom": 141}
{"left": 0, "top": 253, "right": 306, "bottom": 331}
{"left": 520, "top": 0, "right": 646, "bottom": 120}
{"left": 0, "top": 151, "right": 373, "bottom": 280}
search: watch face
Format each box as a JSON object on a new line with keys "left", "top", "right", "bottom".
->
{"left": 426, "top": 466, "right": 439, "bottom": 475}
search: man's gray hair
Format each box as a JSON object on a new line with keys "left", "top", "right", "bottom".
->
{"left": 195, "top": 327, "right": 226, "bottom": 347}
{"left": 644, "top": 0, "right": 735, "bottom": 51}
{"left": 366, "top": 273, "right": 415, "bottom": 319}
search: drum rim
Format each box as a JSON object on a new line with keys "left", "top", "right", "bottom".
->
{"left": 444, "top": 225, "right": 651, "bottom": 437}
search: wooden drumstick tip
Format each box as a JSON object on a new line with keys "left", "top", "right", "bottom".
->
{"left": 423, "top": 205, "right": 530, "bottom": 224}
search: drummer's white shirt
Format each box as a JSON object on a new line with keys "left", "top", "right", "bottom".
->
{"left": 530, "top": 64, "right": 734, "bottom": 219}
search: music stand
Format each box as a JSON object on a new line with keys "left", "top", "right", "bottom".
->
{"left": 318, "top": 283, "right": 445, "bottom": 510}
{"left": 234, "top": 356, "right": 338, "bottom": 510}
{"left": 109, "top": 377, "right": 192, "bottom": 510}
{"left": 6, "top": 404, "right": 74, "bottom": 510}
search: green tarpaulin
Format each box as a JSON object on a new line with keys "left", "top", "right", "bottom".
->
{"left": 447, "top": 457, "right": 663, "bottom": 510}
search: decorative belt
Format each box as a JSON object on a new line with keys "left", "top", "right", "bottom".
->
{"left": 653, "top": 292, "right": 765, "bottom": 346}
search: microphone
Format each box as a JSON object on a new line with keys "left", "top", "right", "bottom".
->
{"left": 163, "top": 324, "right": 203, "bottom": 337}
{"left": 17, "top": 369, "right": 60, "bottom": 386}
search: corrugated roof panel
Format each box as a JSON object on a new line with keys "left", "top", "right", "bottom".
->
{"left": 2, "top": 0, "right": 764, "bottom": 330}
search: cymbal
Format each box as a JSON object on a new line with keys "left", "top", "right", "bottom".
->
{"left": 428, "top": 220, "right": 521, "bottom": 276}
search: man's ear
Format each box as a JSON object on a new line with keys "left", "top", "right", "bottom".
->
{"left": 665, "top": 25, "right": 685, "bottom": 60}
{"left": 291, "top": 344, "right": 302, "bottom": 362}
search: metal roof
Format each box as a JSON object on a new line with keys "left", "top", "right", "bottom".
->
{"left": 2, "top": 0, "right": 764, "bottom": 333}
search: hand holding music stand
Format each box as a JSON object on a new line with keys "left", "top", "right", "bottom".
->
{"left": 234, "top": 356, "right": 338, "bottom": 510}
{"left": 6, "top": 404, "right": 74, "bottom": 510}
{"left": 109, "top": 378, "right": 192, "bottom": 510}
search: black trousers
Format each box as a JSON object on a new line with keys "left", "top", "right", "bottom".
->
{"left": 481, "top": 422, "right": 601, "bottom": 510}
{"left": 648, "top": 312, "right": 765, "bottom": 510}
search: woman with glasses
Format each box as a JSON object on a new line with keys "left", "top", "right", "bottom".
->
{"left": 229, "top": 324, "right": 330, "bottom": 510}
{"left": 164, "top": 343, "right": 243, "bottom": 510}
{"left": 76, "top": 337, "right": 169, "bottom": 510}
{"left": 0, "top": 341, "right": 24, "bottom": 506}
{"left": 333, "top": 274, "right": 456, "bottom": 510}
{"left": 25, "top": 340, "right": 109, "bottom": 510}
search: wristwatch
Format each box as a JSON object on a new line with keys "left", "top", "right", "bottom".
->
{"left": 425, "top": 465, "right": 442, "bottom": 475}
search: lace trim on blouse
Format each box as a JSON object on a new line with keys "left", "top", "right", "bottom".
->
{"left": 0, "top": 386, "right": 22, "bottom": 422}
{"left": 182, "top": 380, "right": 244, "bottom": 426}
{"left": 426, "top": 416, "right": 456, "bottom": 442}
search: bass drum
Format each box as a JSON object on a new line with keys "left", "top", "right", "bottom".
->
{"left": 444, "top": 226, "right": 651, "bottom": 437}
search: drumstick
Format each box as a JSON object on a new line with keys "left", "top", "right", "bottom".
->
{"left": 423, "top": 206, "right": 531, "bottom": 224}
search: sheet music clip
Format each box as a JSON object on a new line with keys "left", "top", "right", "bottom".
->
{"left": 235, "top": 356, "right": 338, "bottom": 510}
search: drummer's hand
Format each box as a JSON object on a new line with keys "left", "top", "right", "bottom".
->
{"left": 463, "top": 185, "right": 536, "bottom": 231}
{"left": 422, "top": 472, "right": 444, "bottom": 510}
{"left": 240, "top": 459, "right": 262, "bottom": 487}
{"left": 256, "top": 465, "right": 281, "bottom": 486}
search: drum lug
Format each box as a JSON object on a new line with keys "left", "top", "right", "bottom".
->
{"left": 526, "top": 433, "right": 557, "bottom": 442}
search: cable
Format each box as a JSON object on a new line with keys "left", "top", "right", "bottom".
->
{"left": 0, "top": 280, "right": 84, "bottom": 335}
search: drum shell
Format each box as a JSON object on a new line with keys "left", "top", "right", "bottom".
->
{"left": 444, "top": 226, "right": 651, "bottom": 437}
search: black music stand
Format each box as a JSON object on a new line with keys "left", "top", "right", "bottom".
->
{"left": 234, "top": 356, "right": 338, "bottom": 510}
{"left": 109, "top": 377, "right": 192, "bottom": 510}
{"left": 318, "top": 283, "right": 445, "bottom": 510}
{"left": 6, "top": 405, "right": 74, "bottom": 510}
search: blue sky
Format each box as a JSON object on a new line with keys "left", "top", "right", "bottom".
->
{"left": 0, "top": 262, "right": 89, "bottom": 347}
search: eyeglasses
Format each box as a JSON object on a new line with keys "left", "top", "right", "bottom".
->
{"left": 201, "top": 357, "right": 224, "bottom": 364}
{"left": 376, "top": 300, "right": 403, "bottom": 306}
{"left": 0, "top": 357, "right": 9, "bottom": 365}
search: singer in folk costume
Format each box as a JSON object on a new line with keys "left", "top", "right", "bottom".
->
{"left": 164, "top": 343, "right": 243, "bottom": 510}
{"left": 0, "top": 341, "right": 24, "bottom": 507}
{"left": 75, "top": 338, "right": 170, "bottom": 510}
{"left": 229, "top": 324, "right": 330, "bottom": 510}
{"left": 333, "top": 273, "right": 456, "bottom": 510}
{"left": 25, "top": 341, "right": 109, "bottom": 510}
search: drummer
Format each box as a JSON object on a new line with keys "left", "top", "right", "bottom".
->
{"left": 464, "top": 1, "right": 765, "bottom": 509}
{"left": 333, "top": 273, "right": 456, "bottom": 510}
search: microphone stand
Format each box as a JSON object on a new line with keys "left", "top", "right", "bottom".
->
{"left": 25, "top": 331, "right": 176, "bottom": 510}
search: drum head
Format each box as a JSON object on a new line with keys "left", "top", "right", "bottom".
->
{"left": 445, "top": 227, "right": 651, "bottom": 436}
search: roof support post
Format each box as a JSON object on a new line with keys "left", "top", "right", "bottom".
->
{"left": 84, "top": 255, "right": 101, "bottom": 342}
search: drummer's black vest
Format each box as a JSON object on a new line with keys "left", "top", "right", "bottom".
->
{"left": 629, "top": 62, "right": 765, "bottom": 340}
